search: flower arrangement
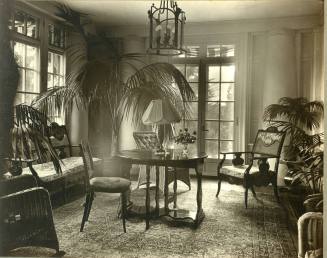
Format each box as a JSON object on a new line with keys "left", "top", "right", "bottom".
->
{"left": 175, "top": 128, "right": 197, "bottom": 145}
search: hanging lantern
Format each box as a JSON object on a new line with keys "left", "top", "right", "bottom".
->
{"left": 147, "top": 0, "right": 186, "bottom": 56}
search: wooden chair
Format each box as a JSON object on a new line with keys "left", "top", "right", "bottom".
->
{"left": 79, "top": 142, "right": 131, "bottom": 233}
{"left": 216, "top": 127, "right": 286, "bottom": 208}
{"left": 0, "top": 175, "right": 63, "bottom": 255}
{"left": 133, "top": 131, "right": 191, "bottom": 190}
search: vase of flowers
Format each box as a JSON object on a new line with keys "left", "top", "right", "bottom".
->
{"left": 174, "top": 128, "right": 196, "bottom": 157}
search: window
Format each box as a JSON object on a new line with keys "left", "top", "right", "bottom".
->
{"left": 10, "top": 4, "right": 67, "bottom": 123}
{"left": 13, "top": 42, "right": 40, "bottom": 105}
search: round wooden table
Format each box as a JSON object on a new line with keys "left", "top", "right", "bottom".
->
{"left": 117, "top": 150, "right": 207, "bottom": 229}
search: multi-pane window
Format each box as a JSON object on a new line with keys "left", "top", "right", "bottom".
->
{"left": 13, "top": 42, "right": 40, "bottom": 105}
{"left": 10, "top": 5, "right": 67, "bottom": 124}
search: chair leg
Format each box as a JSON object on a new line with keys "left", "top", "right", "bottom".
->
{"left": 86, "top": 191, "right": 94, "bottom": 221}
{"left": 273, "top": 182, "right": 280, "bottom": 203}
{"left": 80, "top": 193, "right": 91, "bottom": 232}
{"left": 216, "top": 179, "right": 222, "bottom": 197}
{"left": 244, "top": 188, "right": 249, "bottom": 209}
{"left": 250, "top": 186, "right": 256, "bottom": 197}
{"left": 121, "top": 192, "right": 127, "bottom": 233}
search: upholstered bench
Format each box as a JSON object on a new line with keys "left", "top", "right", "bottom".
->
{"left": 20, "top": 156, "right": 102, "bottom": 201}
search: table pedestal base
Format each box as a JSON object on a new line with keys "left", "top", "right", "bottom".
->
{"left": 162, "top": 209, "right": 205, "bottom": 228}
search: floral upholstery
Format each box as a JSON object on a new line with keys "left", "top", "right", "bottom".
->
{"left": 21, "top": 157, "right": 102, "bottom": 182}
{"left": 90, "top": 177, "right": 131, "bottom": 193}
{"left": 220, "top": 165, "right": 259, "bottom": 178}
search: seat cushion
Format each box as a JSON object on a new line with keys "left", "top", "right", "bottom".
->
{"left": 220, "top": 165, "right": 259, "bottom": 178}
{"left": 90, "top": 177, "right": 131, "bottom": 193}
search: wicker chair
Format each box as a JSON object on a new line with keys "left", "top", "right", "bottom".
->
{"left": 0, "top": 174, "right": 62, "bottom": 255}
{"left": 133, "top": 131, "right": 191, "bottom": 191}
{"left": 298, "top": 212, "right": 323, "bottom": 258}
{"left": 79, "top": 142, "right": 131, "bottom": 233}
{"left": 216, "top": 127, "right": 286, "bottom": 208}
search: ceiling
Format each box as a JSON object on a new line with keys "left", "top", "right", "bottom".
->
{"left": 30, "top": 0, "right": 323, "bottom": 27}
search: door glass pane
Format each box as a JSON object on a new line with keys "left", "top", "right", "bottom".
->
{"left": 221, "top": 83, "right": 234, "bottom": 101}
{"left": 174, "top": 64, "right": 184, "bottom": 75}
{"left": 26, "top": 45, "right": 37, "bottom": 69}
{"left": 208, "top": 66, "right": 220, "bottom": 82}
{"left": 220, "top": 141, "right": 233, "bottom": 153}
{"left": 220, "top": 122, "right": 234, "bottom": 140}
{"left": 221, "top": 65, "right": 235, "bottom": 82}
{"left": 205, "top": 140, "right": 218, "bottom": 158}
{"left": 186, "top": 65, "right": 199, "bottom": 82}
{"left": 15, "top": 93, "right": 37, "bottom": 105}
{"left": 220, "top": 102, "right": 234, "bottom": 120}
{"left": 207, "top": 83, "right": 219, "bottom": 101}
{"left": 205, "top": 121, "right": 219, "bottom": 139}
{"left": 189, "top": 83, "right": 198, "bottom": 100}
{"left": 206, "top": 102, "right": 219, "bottom": 120}
{"left": 185, "top": 101, "right": 198, "bottom": 119}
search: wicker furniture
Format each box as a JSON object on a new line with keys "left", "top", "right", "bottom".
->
{"left": 0, "top": 175, "right": 62, "bottom": 255}
{"left": 80, "top": 142, "right": 131, "bottom": 233}
{"left": 298, "top": 212, "right": 323, "bottom": 258}
{"left": 133, "top": 131, "right": 191, "bottom": 190}
{"left": 216, "top": 127, "right": 286, "bottom": 208}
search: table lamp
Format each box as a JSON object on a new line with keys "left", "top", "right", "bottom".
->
{"left": 142, "top": 99, "right": 181, "bottom": 153}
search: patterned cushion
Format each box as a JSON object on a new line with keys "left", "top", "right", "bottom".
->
{"left": 220, "top": 165, "right": 259, "bottom": 178}
{"left": 21, "top": 157, "right": 101, "bottom": 182}
{"left": 90, "top": 177, "right": 131, "bottom": 193}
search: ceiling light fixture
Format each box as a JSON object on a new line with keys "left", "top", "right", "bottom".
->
{"left": 147, "top": 0, "right": 186, "bottom": 56}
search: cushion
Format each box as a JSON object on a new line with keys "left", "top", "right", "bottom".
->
{"left": 220, "top": 165, "right": 259, "bottom": 178}
{"left": 90, "top": 177, "right": 131, "bottom": 193}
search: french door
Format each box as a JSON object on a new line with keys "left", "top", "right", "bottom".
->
{"left": 174, "top": 51, "right": 236, "bottom": 175}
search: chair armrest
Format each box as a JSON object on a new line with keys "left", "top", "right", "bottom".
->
{"left": 0, "top": 175, "right": 37, "bottom": 196}
{"left": 220, "top": 151, "right": 251, "bottom": 155}
{"left": 252, "top": 154, "right": 279, "bottom": 160}
{"left": 0, "top": 187, "right": 53, "bottom": 222}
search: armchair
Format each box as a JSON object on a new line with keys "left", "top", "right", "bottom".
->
{"left": 216, "top": 127, "right": 286, "bottom": 208}
{"left": 0, "top": 174, "right": 62, "bottom": 255}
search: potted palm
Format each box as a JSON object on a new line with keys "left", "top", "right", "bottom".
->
{"left": 263, "top": 97, "right": 323, "bottom": 160}
{"left": 263, "top": 97, "right": 324, "bottom": 213}
{"left": 34, "top": 4, "right": 194, "bottom": 158}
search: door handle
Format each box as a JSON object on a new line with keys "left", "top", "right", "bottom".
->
{"left": 202, "top": 126, "right": 208, "bottom": 132}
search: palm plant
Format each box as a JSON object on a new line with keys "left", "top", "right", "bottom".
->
{"left": 34, "top": 4, "right": 194, "bottom": 155}
{"left": 263, "top": 97, "right": 324, "bottom": 159}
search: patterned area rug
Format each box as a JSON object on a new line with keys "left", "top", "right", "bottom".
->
{"left": 8, "top": 180, "right": 297, "bottom": 257}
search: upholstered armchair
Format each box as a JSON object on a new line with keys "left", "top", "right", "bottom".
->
{"left": 0, "top": 174, "right": 62, "bottom": 255}
{"left": 216, "top": 127, "right": 286, "bottom": 208}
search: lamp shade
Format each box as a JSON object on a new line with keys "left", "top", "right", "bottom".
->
{"left": 142, "top": 99, "right": 181, "bottom": 125}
